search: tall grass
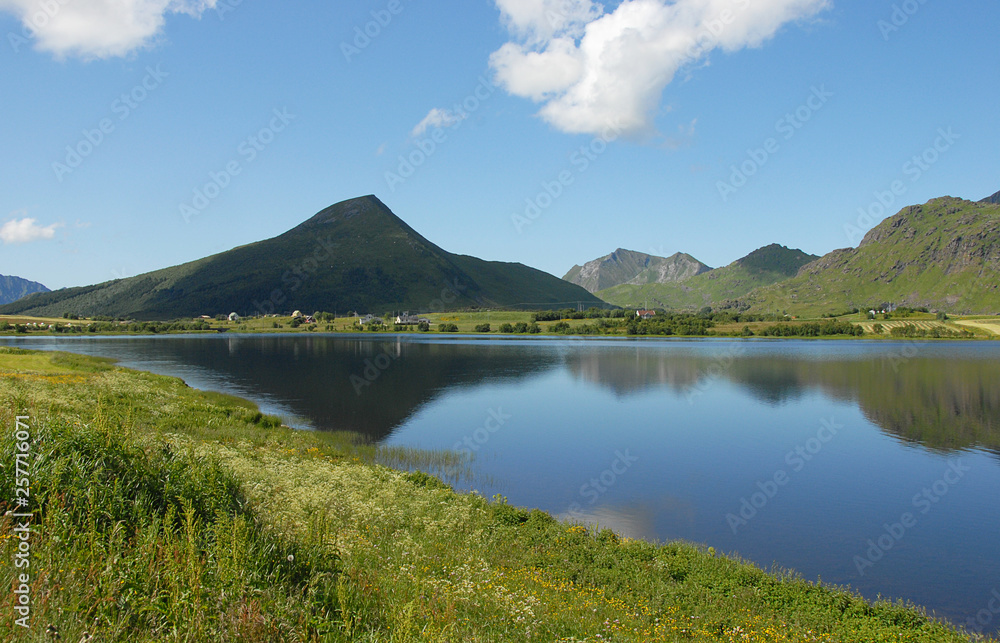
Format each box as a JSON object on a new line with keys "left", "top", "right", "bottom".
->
{"left": 0, "top": 349, "right": 991, "bottom": 642}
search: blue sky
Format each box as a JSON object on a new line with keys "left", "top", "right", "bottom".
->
{"left": 2, "top": 0, "right": 997, "bottom": 290}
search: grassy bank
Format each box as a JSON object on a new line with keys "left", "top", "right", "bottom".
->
{"left": 0, "top": 348, "right": 991, "bottom": 641}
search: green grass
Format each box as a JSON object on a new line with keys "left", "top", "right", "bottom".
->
{"left": 0, "top": 348, "right": 988, "bottom": 641}
{"left": 738, "top": 197, "right": 1000, "bottom": 316}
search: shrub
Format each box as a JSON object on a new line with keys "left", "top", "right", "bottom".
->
{"left": 498, "top": 323, "right": 514, "bottom": 333}
{"left": 438, "top": 323, "right": 459, "bottom": 333}
{"left": 474, "top": 323, "right": 491, "bottom": 333}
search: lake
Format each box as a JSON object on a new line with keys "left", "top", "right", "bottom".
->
{"left": 5, "top": 334, "right": 1000, "bottom": 635}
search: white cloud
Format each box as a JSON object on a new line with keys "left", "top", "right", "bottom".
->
{"left": 494, "top": 0, "right": 602, "bottom": 45}
{"left": 0, "top": 217, "right": 62, "bottom": 244}
{"left": 411, "top": 107, "right": 464, "bottom": 138}
{"left": 0, "top": 0, "right": 218, "bottom": 59}
{"left": 491, "top": 0, "right": 830, "bottom": 138}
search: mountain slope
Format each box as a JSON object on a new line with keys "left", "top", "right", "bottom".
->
{"left": 0, "top": 274, "right": 49, "bottom": 305}
{"left": 597, "top": 244, "right": 818, "bottom": 309}
{"left": 0, "top": 196, "right": 605, "bottom": 319}
{"left": 983, "top": 190, "right": 1000, "bottom": 205}
{"left": 736, "top": 197, "right": 1000, "bottom": 315}
{"left": 563, "top": 249, "right": 710, "bottom": 293}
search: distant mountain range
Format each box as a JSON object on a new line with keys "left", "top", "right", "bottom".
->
{"left": 572, "top": 192, "right": 999, "bottom": 315}
{"left": 5, "top": 190, "right": 998, "bottom": 321}
{"left": 563, "top": 249, "right": 711, "bottom": 293}
{"left": 735, "top": 196, "right": 1000, "bottom": 315}
{"left": 0, "top": 196, "right": 604, "bottom": 319}
{"left": 596, "top": 244, "right": 818, "bottom": 309}
{"left": 0, "top": 275, "right": 49, "bottom": 306}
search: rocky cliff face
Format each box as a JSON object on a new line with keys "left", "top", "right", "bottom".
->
{"left": 0, "top": 275, "right": 49, "bottom": 305}
{"left": 737, "top": 196, "right": 1000, "bottom": 314}
{"left": 564, "top": 249, "right": 710, "bottom": 293}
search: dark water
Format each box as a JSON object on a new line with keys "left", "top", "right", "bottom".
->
{"left": 5, "top": 334, "right": 1000, "bottom": 635}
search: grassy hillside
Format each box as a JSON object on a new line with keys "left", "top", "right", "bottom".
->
{"left": 0, "top": 348, "right": 983, "bottom": 642}
{"left": 597, "top": 244, "right": 818, "bottom": 309}
{"left": 736, "top": 197, "right": 1000, "bottom": 315}
{"left": 563, "top": 249, "right": 711, "bottom": 293}
{"left": 0, "top": 196, "right": 603, "bottom": 320}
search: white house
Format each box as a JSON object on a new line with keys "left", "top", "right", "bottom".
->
{"left": 395, "top": 312, "right": 430, "bottom": 325}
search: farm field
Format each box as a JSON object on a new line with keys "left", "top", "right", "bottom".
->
{"left": 953, "top": 319, "right": 1000, "bottom": 336}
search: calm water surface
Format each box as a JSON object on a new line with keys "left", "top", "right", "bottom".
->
{"left": 6, "top": 334, "right": 1000, "bottom": 634}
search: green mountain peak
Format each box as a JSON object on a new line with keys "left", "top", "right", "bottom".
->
{"left": 0, "top": 196, "right": 604, "bottom": 319}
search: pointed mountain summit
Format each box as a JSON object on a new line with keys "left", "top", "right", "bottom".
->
{"left": 0, "top": 196, "right": 604, "bottom": 319}
{"left": 596, "top": 244, "right": 818, "bottom": 309}
{"left": 563, "top": 248, "right": 711, "bottom": 293}
{"left": 0, "top": 274, "right": 49, "bottom": 305}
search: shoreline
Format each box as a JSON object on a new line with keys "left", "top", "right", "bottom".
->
{"left": 1, "top": 346, "right": 992, "bottom": 640}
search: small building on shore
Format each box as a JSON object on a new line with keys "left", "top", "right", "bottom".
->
{"left": 395, "top": 312, "right": 430, "bottom": 325}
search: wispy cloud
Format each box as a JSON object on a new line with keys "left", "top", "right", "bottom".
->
{"left": 490, "top": 0, "right": 830, "bottom": 138}
{"left": 0, "top": 0, "right": 218, "bottom": 59}
{"left": 411, "top": 107, "right": 464, "bottom": 138}
{"left": 0, "top": 216, "right": 62, "bottom": 244}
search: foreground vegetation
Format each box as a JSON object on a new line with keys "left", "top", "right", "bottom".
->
{"left": 0, "top": 348, "right": 989, "bottom": 641}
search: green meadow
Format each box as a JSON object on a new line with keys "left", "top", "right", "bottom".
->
{"left": 0, "top": 348, "right": 988, "bottom": 642}
{"left": 2, "top": 309, "right": 997, "bottom": 338}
